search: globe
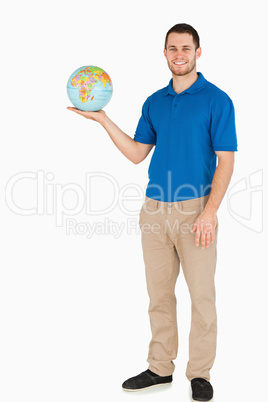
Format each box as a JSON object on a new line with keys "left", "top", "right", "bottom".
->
{"left": 67, "top": 65, "right": 113, "bottom": 111}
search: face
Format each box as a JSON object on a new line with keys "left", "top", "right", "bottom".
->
{"left": 164, "top": 32, "right": 201, "bottom": 77}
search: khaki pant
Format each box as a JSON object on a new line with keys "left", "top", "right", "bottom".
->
{"left": 139, "top": 195, "right": 218, "bottom": 381}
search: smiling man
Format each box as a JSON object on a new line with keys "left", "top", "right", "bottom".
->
{"left": 67, "top": 23, "right": 237, "bottom": 402}
{"left": 165, "top": 34, "right": 200, "bottom": 78}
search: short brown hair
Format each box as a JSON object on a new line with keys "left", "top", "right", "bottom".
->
{"left": 165, "top": 23, "right": 200, "bottom": 50}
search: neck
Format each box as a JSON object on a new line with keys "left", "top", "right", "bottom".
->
{"left": 172, "top": 69, "right": 199, "bottom": 94}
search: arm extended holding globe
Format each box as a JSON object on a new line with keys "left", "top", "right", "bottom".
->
{"left": 67, "top": 107, "right": 154, "bottom": 164}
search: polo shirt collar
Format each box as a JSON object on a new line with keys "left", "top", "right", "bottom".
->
{"left": 164, "top": 72, "right": 207, "bottom": 96}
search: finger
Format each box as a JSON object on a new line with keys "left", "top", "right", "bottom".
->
{"left": 67, "top": 107, "right": 81, "bottom": 114}
{"left": 206, "top": 232, "right": 211, "bottom": 248}
{"left": 191, "top": 222, "right": 197, "bottom": 233}
{"left": 68, "top": 108, "right": 89, "bottom": 119}
{"left": 211, "top": 231, "right": 215, "bottom": 244}
{"left": 195, "top": 230, "right": 201, "bottom": 246}
{"left": 67, "top": 107, "right": 86, "bottom": 114}
{"left": 200, "top": 231, "right": 206, "bottom": 249}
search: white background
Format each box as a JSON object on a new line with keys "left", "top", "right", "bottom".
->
{"left": 1, "top": 0, "right": 267, "bottom": 401}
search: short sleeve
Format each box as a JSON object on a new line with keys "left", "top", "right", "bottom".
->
{"left": 134, "top": 97, "right": 157, "bottom": 144}
{"left": 210, "top": 95, "right": 238, "bottom": 151}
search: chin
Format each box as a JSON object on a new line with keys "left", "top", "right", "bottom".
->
{"left": 173, "top": 69, "right": 190, "bottom": 77}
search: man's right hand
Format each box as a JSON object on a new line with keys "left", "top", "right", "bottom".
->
{"left": 67, "top": 107, "right": 106, "bottom": 124}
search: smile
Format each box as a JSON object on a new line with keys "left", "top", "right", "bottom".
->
{"left": 174, "top": 61, "right": 187, "bottom": 65}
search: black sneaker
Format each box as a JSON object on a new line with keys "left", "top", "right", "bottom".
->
{"left": 122, "top": 369, "right": 173, "bottom": 391}
{"left": 191, "top": 378, "right": 213, "bottom": 401}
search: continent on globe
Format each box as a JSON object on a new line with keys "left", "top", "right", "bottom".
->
{"left": 67, "top": 65, "right": 113, "bottom": 111}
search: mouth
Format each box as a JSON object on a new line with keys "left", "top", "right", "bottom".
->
{"left": 173, "top": 61, "right": 187, "bottom": 66}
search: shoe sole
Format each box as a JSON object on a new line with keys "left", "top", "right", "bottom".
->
{"left": 122, "top": 382, "right": 172, "bottom": 392}
{"left": 192, "top": 396, "right": 213, "bottom": 401}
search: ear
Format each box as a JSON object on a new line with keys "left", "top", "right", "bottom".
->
{"left": 163, "top": 48, "right": 167, "bottom": 60}
{"left": 196, "top": 47, "right": 202, "bottom": 60}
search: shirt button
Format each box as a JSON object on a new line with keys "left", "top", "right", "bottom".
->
{"left": 168, "top": 203, "right": 172, "bottom": 207}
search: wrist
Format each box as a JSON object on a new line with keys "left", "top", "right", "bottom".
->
{"left": 100, "top": 113, "right": 110, "bottom": 128}
{"left": 204, "top": 202, "right": 218, "bottom": 216}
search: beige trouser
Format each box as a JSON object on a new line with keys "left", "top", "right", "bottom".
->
{"left": 139, "top": 195, "right": 218, "bottom": 381}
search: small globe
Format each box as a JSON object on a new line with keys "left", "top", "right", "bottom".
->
{"left": 67, "top": 65, "right": 113, "bottom": 111}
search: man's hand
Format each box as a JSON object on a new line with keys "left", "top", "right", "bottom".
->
{"left": 191, "top": 210, "right": 217, "bottom": 249}
{"left": 190, "top": 151, "right": 234, "bottom": 249}
{"left": 67, "top": 107, "right": 106, "bottom": 124}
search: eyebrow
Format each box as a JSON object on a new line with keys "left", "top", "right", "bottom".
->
{"left": 168, "top": 44, "right": 192, "bottom": 48}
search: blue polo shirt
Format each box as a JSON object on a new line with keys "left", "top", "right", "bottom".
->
{"left": 134, "top": 72, "right": 238, "bottom": 202}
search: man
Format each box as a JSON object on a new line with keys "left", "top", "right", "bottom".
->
{"left": 67, "top": 23, "right": 237, "bottom": 402}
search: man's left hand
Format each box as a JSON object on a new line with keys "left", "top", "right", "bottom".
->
{"left": 191, "top": 210, "right": 217, "bottom": 249}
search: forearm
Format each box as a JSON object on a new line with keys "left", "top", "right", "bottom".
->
{"left": 67, "top": 107, "right": 143, "bottom": 164}
{"left": 205, "top": 153, "right": 235, "bottom": 214}
{"left": 101, "top": 115, "right": 140, "bottom": 164}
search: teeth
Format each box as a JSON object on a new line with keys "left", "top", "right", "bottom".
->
{"left": 175, "top": 62, "right": 186, "bottom": 65}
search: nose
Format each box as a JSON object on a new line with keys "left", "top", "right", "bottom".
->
{"left": 175, "top": 50, "right": 185, "bottom": 58}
